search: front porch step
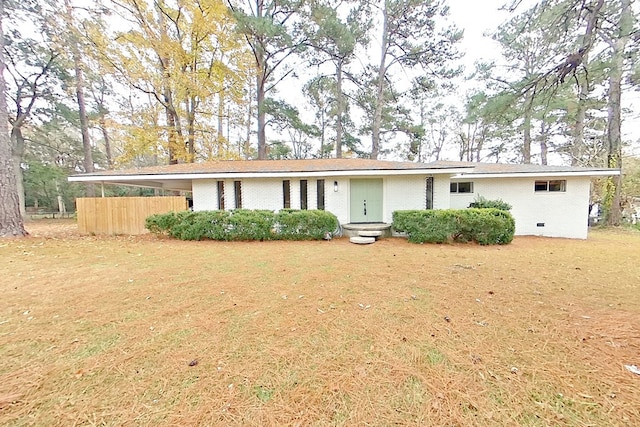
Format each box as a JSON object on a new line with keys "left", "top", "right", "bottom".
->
{"left": 342, "top": 223, "right": 392, "bottom": 238}
{"left": 358, "top": 230, "right": 383, "bottom": 239}
{"left": 349, "top": 236, "right": 376, "bottom": 245}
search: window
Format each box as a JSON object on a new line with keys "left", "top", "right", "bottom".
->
{"left": 425, "top": 177, "right": 433, "bottom": 209}
{"left": 317, "top": 179, "right": 325, "bottom": 210}
{"left": 300, "top": 179, "right": 308, "bottom": 210}
{"left": 234, "top": 181, "right": 242, "bottom": 208}
{"left": 450, "top": 181, "right": 473, "bottom": 193}
{"left": 283, "top": 180, "right": 291, "bottom": 208}
{"left": 535, "top": 180, "right": 566, "bottom": 192}
{"left": 534, "top": 181, "right": 548, "bottom": 191}
{"left": 549, "top": 180, "right": 566, "bottom": 192}
{"left": 217, "top": 181, "right": 225, "bottom": 210}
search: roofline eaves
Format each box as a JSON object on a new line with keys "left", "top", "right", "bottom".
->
{"left": 453, "top": 170, "right": 620, "bottom": 179}
{"left": 69, "top": 168, "right": 471, "bottom": 182}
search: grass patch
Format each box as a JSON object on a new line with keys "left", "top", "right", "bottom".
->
{"left": 73, "top": 333, "right": 121, "bottom": 359}
{"left": 253, "top": 385, "right": 274, "bottom": 403}
{"left": 0, "top": 220, "right": 639, "bottom": 425}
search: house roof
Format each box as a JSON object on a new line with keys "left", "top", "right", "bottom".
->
{"left": 68, "top": 158, "right": 620, "bottom": 191}
{"left": 437, "top": 161, "right": 620, "bottom": 179}
{"left": 74, "top": 158, "right": 471, "bottom": 176}
{"left": 68, "top": 158, "right": 473, "bottom": 191}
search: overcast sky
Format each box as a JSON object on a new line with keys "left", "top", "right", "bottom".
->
{"left": 448, "top": 0, "right": 512, "bottom": 65}
{"left": 448, "top": 0, "right": 639, "bottom": 151}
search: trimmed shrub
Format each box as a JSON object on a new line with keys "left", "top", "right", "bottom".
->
{"left": 145, "top": 211, "right": 194, "bottom": 237}
{"left": 393, "top": 209, "right": 459, "bottom": 243}
{"left": 276, "top": 209, "right": 339, "bottom": 240}
{"left": 181, "top": 210, "right": 232, "bottom": 240}
{"left": 145, "top": 209, "right": 339, "bottom": 241}
{"left": 462, "top": 208, "right": 515, "bottom": 245}
{"left": 227, "top": 209, "right": 276, "bottom": 241}
{"left": 468, "top": 195, "right": 512, "bottom": 211}
{"left": 393, "top": 208, "right": 515, "bottom": 245}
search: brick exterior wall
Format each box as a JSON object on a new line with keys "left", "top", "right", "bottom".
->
{"left": 192, "top": 174, "right": 591, "bottom": 239}
{"left": 450, "top": 176, "right": 591, "bottom": 239}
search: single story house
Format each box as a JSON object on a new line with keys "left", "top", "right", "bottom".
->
{"left": 69, "top": 158, "right": 619, "bottom": 239}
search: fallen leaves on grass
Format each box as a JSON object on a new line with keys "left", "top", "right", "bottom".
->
{"left": 0, "top": 220, "right": 638, "bottom": 426}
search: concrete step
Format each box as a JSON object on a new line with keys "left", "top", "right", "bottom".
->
{"left": 358, "top": 230, "right": 383, "bottom": 239}
{"left": 342, "top": 223, "right": 392, "bottom": 238}
{"left": 349, "top": 236, "right": 376, "bottom": 245}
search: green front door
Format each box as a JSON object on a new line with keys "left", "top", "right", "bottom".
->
{"left": 350, "top": 179, "right": 383, "bottom": 223}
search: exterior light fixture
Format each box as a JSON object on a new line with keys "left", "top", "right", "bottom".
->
{"left": 333, "top": 181, "right": 338, "bottom": 192}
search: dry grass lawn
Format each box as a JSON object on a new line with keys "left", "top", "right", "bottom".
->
{"left": 1, "top": 219, "right": 639, "bottom": 426}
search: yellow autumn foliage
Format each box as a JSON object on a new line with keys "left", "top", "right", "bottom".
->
{"left": 90, "top": 0, "right": 253, "bottom": 165}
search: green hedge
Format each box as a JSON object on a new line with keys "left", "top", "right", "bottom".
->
{"left": 392, "top": 208, "right": 515, "bottom": 245}
{"left": 276, "top": 209, "right": 339, "bottom": 240}
{"left": 468, "top": 195, "right": 512, "bottom": 211}
{"left": 145, "top": 209, "right": 339, "bottom": 241}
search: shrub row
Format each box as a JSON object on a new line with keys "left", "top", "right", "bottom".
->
{"left": 392, "top": 208, "right": 515, "bottom": 245}
{"left": 145, "top": 209, "right": 339, "bottom": 241}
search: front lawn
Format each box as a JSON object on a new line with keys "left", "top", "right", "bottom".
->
{"left": 1, "top": 220, "right": 638, "bottom": 425}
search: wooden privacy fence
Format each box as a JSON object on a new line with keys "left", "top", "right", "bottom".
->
{"left": 77, "top": 197, "right": 188, "bottom": 235}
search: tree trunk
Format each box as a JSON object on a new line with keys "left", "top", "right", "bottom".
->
{"left": 184, "top": 95, "right": 195, "bottom": 162}
{"left": 540, "top": 121, "right": 548, "bottom": 166}
{"left": 10, "top": 126, "right": 25, "bottom": 217}
{"left": 416, "top": 102, "right": 425, "bottom": 162}
{"left": 335, "top": 61, "right": 344, "bottom": 158}
{"left": 604, "top": 0, "right": 631, "bottom": 226}
{"left": 75, "top": 64, "right": 94, "bottom": 177}
{"left": 165, "top": 103, "right": 179, "bottom": 164}
{"left": 458, "top": 126, "right": 469, "bottom": 161}
{"left": 64, "top": 0, "right": 94, "bottom": 196}
{"left": 565, "top": 1, "right": 602, "bottom": 164}
{"left": 245, "top": 84, "right": 252, "bottom": 159}
{"left": 185, "top": 95, "right": 196, "bottom": 162}
{"left": 255, "top": 0, "right": 267, "bottom": 160}
{"left": 522, "top": 94, "right": 533, "bottom": 164}
{"left": 319, "top": 107, "right": 327, "bottom": 158}
{"left": 371, "top": 3, "right": 389, "bottom": 160}
{"left": 256, "top": 69, "right": 267, "bottom": 159}
{"left": 217, "top": 91, "right": 225, "bottom": 157}
{"left": 99, "top": 113, "right": 113, "bottom": 169}
{"left": 161, "top": 84, "right": 184, "bottom": 164}
{"left": 0, "top": 9, "right": 27, "bottom": 237}
{"left": 55, "top": 180, "right": 66, "bottom": 214}
{"left": 475, "top": 125, "right": 484, "bottom": 162}
{"left": 571, "top": 53, "right": 590, "bottom": 166}
{"left": 157, "top": 0, "right": 184, "bottom": 164}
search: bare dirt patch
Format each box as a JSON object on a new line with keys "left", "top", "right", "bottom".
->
{"left": 1, "top": 219, "right": 639, "bottom": 425}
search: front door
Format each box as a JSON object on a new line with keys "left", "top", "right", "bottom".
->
{"left": 350, "top": 179, "right": 383, "bottom": 223}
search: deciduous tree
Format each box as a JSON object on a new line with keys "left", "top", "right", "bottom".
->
{"left": 4, "top": 0, "right": 60, "bottom": 215}
{"left": 101, "top": 0, "right": 249, "bottom": 164}
{"left": 62, "top": 0, "right": 95, "bottom": 195}
{"left": 0, "top": 2, "right": 27, "bottom": 237}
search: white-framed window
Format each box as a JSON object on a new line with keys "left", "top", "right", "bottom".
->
{"left": 450, "top": 181, "right": 473, "bottom": 193}
{"left": 535, "top": 180, "right": 566, "bottom": 192}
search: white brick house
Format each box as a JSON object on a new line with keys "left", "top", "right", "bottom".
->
{"left": 69, "top": 158, "right": 618, "bottom": 239}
